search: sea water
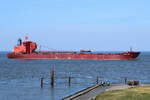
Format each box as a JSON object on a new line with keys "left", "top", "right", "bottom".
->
{"left": 0, "top": 52, "right": 150, "bottom": 100}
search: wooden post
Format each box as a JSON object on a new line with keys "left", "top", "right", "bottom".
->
{"left": 96, "top": 76, "right": 99, "bottom": 84}
{"left": 124, "top": 77, "right": 127, "bottom": 84}
{"left": 68, "top": 76, "right": 71, "bottom": 86}
{"left": 40, "top": 77, "right": 44, "bottom": 88}
{"left": 50, "top": 67, "right": 55, "bottom": 87}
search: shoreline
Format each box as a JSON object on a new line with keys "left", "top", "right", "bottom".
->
{"left": 62, "top": 84, "right": 149, "bottom": 100}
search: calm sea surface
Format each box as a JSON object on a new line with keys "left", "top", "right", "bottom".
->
{"left": 0, "top": 52, "right": 150, "bottom": 100}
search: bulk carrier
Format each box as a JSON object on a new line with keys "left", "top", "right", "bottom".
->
{"left": 7, "top": 37, "right": 140, "bottom": 60}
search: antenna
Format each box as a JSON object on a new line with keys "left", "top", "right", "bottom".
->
{"left": 39, "top": 45, "right": 41, "bottom": 52}
{"left": 24, "top": 33, "right": 29, "bottom": 41}
{"left": 130, "top": 46, "right": 132, "bottom": 51}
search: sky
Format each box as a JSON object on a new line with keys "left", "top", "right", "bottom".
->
{"left": 0, "top": 0, "right": 150, "bottom": 51}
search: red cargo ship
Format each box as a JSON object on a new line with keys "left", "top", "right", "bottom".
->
{"left": 7, "top": 37, "right": 140, "bottom": 60}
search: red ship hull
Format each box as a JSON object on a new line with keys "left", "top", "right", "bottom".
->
{"left": 7, "top": 51, "right": 140, "bottom": 60}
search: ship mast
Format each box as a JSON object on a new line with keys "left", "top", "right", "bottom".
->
{"left": 130, "top": 47, "right": 132, "bottom": 52}
{"left": 24, "top": 36, "right": 29, "bottom": 41}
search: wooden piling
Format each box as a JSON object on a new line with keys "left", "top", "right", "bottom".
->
{"left": 40, "top": 77, "right": 44, "bottom": 88}
{"left": 124, "top": 77, "right": 127, "bottom": 84}
{"left": 68, "top": 76, "right": 71, "bottom": 86}
{"left": 96, "top": 76, "right": 99, "bottom": 84}
{"left": 50, "top": 67, "right": 55, "bottom": 87}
